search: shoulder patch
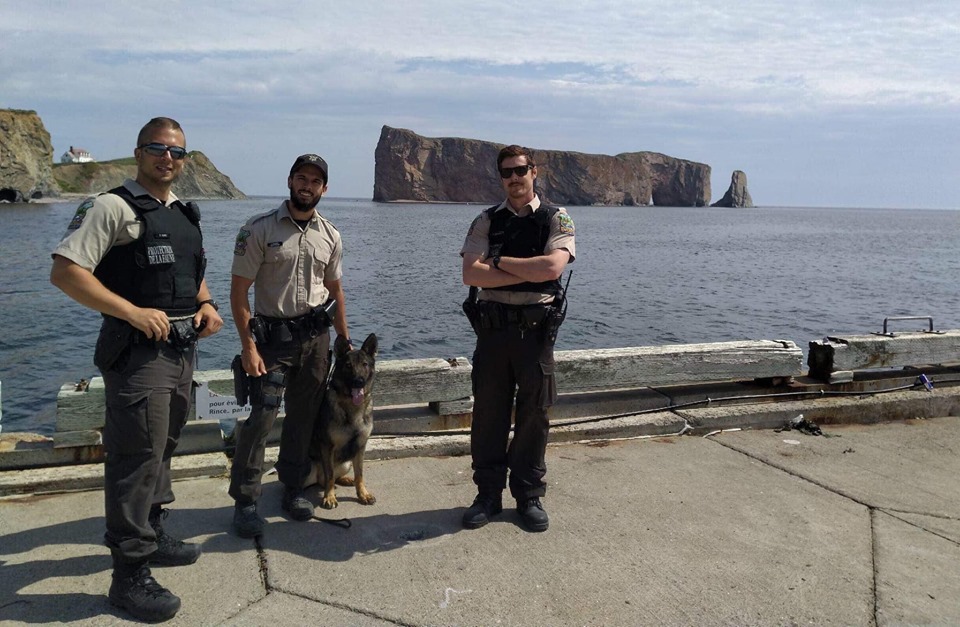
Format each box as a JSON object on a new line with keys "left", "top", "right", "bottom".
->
{"left": 234, "top": 228, "right": 251, "bottom": 256}
{"left": 67, "top": 198, "right": 95, "bottom": 230}
{"left": 557, "top": 212, "right": 575, "bottom": 235}
{"left": 466, "top": 215, "right": 481, "bottom": 236}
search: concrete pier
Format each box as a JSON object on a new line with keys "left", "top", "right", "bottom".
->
{"left": 2, "top": 416, "right": 959, "bottom": 626}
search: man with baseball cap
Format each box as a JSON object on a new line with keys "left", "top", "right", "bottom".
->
{"left": 228, "top": 154, "right": 352, "bottom": 537}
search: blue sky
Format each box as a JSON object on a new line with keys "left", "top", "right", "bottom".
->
{"left": 2, "top": 1, "right": 957, "bottom": 208}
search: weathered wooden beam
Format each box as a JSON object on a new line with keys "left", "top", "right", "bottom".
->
{"left": 57, "top": 356, "right": 476, "bottom": 432}
{"left": 194, "top": 356, "right": 474, "bottom": 408}
{"left": 808, "top": 331, "right": 960, "bottom": 380}
{"left": 375, "top": 356, "right": 472, "bottom": 406}
{"left": 56, "top": 380, "right": 106, "bottom": 432}
{"left": 555, "top": 340, "right": 803, "bottom": 392}
{"left": 55, "top": 343, "right": 805, "bottom": 433}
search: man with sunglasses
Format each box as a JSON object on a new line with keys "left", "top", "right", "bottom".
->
{"left": 460, "top": 144, "right": 576, "bottom": 532}
{"left": 51, "top": 117, "right": 223, "bottom": 623}
{"left": 228, "top": 153, "right": 352, "bottom": 538}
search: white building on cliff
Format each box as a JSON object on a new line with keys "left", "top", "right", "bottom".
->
{"left": 60, "top": 146, "right": 94, "bottom": 163}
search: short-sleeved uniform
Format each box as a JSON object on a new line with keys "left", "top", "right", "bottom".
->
{"left": 228, "top": 201, "right": 343, "bottom": 504}
{"left": 52, "top": 178, "right": 201, "bottom": 564}
{"left": 459, "top": 195, "right": 576, "bottom": 501}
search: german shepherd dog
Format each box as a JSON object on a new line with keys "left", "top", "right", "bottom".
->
{"left": 306, "top": 333, "right": 378, "bottom": 509}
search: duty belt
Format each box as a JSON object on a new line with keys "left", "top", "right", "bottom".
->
{"left": 252, "top": 306, "right": 333, "bottom": 346}
{"left": 474, "top": 302, "right": 550, "bottom": 335}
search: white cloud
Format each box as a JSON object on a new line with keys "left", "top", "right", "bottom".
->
{"left": 1, "top": 0, "right": 958, "bottom": 206}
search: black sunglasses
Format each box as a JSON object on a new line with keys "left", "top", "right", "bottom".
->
{"left": 139, "top": 143, "right": 188, "bottom": 160}
{"left": 498, "top": 164, "right": 533, "bottom": 179}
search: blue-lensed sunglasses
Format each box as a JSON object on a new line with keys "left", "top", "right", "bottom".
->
{"left": 138, "top": 143, "right": 188, "bottom": 160}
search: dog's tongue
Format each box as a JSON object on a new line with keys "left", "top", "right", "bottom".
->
{"left": 351, "top": 388, "right": 365, "bottom": 405}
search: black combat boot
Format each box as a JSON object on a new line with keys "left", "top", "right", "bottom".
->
{"left": 109, "top": 557, "right": 181, "bottom": 622}
{"left": 517, "top": 497, "right": 549, "bottom": 532}
{"left": 280, "top": 486, "right": 314, "bottom": 521}
{"left": 148, "top": 506, "right": 201, "bottom": 566}
{"left": 233, "top": 501, "right": 265, "bottom": 538}
{"left": 462, "top": 492, "right": 503, "bottom": 529}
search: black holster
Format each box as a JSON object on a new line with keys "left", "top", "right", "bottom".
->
{"left": 249, "top": 316, "right": 269, "bottom": 346}
{"left": 308, "top": 299, "right": 336, "bottom": 336}
{"left": 249, "top": 369, "right": 287, "bottom": 409}
{"left": 231, "top": 354, "right": 250, "bottom": 406}
{"left": 94, "top": 316, "right": 134, "bottom": 372}
{"left": 462, "top": 287, "right": 481, "bottom": 333}
{"left": 544, "top": 299, "right": 567, "bottom": 343}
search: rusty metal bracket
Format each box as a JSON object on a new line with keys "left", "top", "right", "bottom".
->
{"left": 872, "top": 316, "right": 944, "bottom": 337}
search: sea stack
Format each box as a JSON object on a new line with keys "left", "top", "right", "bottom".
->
{"left": 712, "top": 170, "right": 754, "bottom": 208}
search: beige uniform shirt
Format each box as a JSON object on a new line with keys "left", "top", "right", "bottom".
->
{"left": 460, "top": 195, "right": 576, "bottom": 305}
{"left": 52, "top": 179, "right": 181, "bottom": 271}
{"left": 232, "top": 201, "right": 343, "bottom": 318}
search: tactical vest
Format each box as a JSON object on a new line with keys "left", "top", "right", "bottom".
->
{"left": 94, "top": 185, "right": 205, "bottom": 317}
{"left": 485, "top": 203, "right": 562, "bottom": 296}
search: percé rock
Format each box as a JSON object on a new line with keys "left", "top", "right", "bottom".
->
{"left": 53, "top": 151, "right": 246, "bottom": 200}
{"left": 0, "top": 109, "right": 59, "bottom": 202}
{"left": 712, "top": 170, "right": 754, "bottom": 208}
{"left": 373, "top": 126, "right": 711, "bottom": 206}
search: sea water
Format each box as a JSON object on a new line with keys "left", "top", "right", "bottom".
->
{"left": 1, "top": 198, "right": 957, "bottom": 434}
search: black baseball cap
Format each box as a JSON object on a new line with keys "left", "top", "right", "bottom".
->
{"left": 289, "top": 154, "right": 328, "bottom": 183}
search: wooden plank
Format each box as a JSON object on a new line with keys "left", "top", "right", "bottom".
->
{"left": 56, "top": 379, "right": 106, "bottom": 432}
{"left": 191, "top": 357, "right": 474, "bottom": 408}
{"left": 808, "top": 330, "right": 960, "bottom": 380}
{"left": 177, "top": 420, "right": 226, "bottom": 455}
{"left": 429, "top": 397, "right": 474, "bottom": 415}
{"left": 53, "top": 430, "right": 102, "bottom": 449}
{"left": 370, "top": 356, "right": 472, "bottom": 407}
{"left": 193, "top": 369, "right": 233, "bottom": 396}
{"left": 555, "top": 340, "right": 803, "bottom": 393}
{"left": 54, "top": 344, "right": 803, "bottom": 433}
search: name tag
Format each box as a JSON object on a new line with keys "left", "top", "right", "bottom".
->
{"left": 267, "top": 241, "right": 283, "bottom": 248}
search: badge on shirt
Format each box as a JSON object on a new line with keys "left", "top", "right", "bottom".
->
{"left": 67, "top": 198, "right": 95, "bottom": 230}
{"left": 234, "top": 228, "right": 251, "bottom": 256}
{"left": 558, "top": 213, "right": 575, "bottom": 235}
{"left": 146, "top": 245, "right": 175, "bottom": 265}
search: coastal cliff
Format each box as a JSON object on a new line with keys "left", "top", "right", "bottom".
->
{"left": 53, "top": 151, "right": 247, "bottom": 200}
{"left": 373, "top": 126, "right": 711, "bottom": 206}
{"left": 0, "top": 109, "right": 58, "bottom": 201}
{"left": 0, "top": 107, "right": 245, "bottom": 202}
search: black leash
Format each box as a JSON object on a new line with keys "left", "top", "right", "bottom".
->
{"left": 314, "top": 515, "right": 352, "bottom": 528}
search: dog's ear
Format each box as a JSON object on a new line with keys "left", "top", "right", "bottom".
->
{"left": 334, "top": 334, "right": 352, "bottom": 357}
{"left": 361, "top": 333, "right": 378, "bottom": 358}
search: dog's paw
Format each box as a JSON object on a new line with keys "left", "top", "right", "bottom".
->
{"left": 357, "top": 491, "right": 376, "bottom": 505}
{"left": 335, "top": 476, "right": 355, "bottom": 487}
{"left": 321, "top": 494, "right": 339, "bottom": 509}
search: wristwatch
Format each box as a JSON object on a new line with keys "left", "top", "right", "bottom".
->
{"left": 492, "top": 255, "right": 502, "bottom": 270}
{"left": 198, "top": 299, "right": 219, "bottom": 311}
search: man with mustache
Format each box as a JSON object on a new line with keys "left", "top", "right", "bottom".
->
{"left": 228, "top": 154, "right": 352, "bottom": 538}
{"left": 460, "top": 145, "right": 576, "bottom": 532}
